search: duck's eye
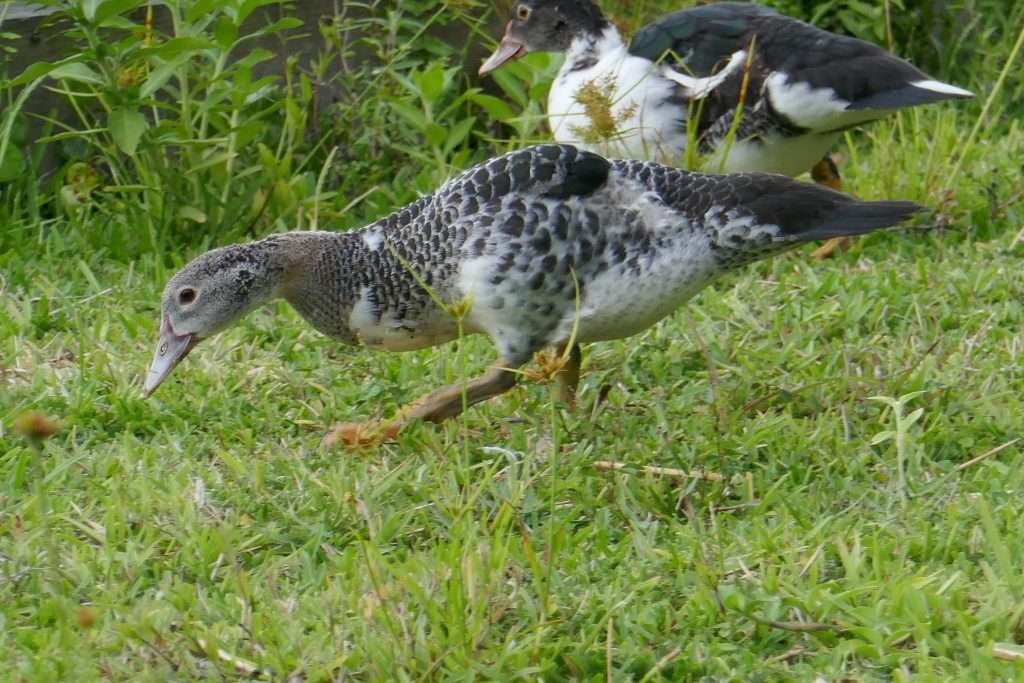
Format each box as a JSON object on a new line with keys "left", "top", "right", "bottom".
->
{"left": 516, "top": 4, "right": 531, "bottom": 20}
{"left": 178, "top": 287, "right": 197, "bottom": 305}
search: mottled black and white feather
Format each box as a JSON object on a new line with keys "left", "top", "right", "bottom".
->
{"left": 249, "top": 144, "right": 922, "bottom": 366}
{"left": 149, "top": 144, "right": 926, "bottom": 410}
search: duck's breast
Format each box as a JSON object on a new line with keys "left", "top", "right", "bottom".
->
{"left": 548, "top": 51, "right": 688, "bottom": 163}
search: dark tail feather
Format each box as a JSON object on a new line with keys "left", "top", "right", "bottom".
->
{"left": 738, "top": 176, "right": 925, "bottom": 242}
{"left": 795, "top": 199, "right": 925, "bottom": 242}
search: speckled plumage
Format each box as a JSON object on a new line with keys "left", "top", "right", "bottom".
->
{"left": 146, "top": 144, "right": 922, "bottom": 435}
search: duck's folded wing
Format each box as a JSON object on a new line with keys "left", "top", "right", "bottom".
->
{"left": 757, "top": 25, "right": 972, "bottom": 119}
{"left": 628, "top": 2, "right": 773, "bottom": 76}
{"left": 611, "top": 159, "right": 922, "bottom": 256}
{"left": 710, "top": 173, "right": 924, "bottom": 242}
{"left": 448, "top": 144, "right": 611, "bottom": 202}
{"left": 631, "top": 2, "right": 971, "bottom": 130}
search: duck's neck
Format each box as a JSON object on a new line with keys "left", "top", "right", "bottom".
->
{"left": 255, "top": 230, "right": 369, "bottom": 344}
{"left": 563, "top": 24, "right": 626, "bottom": 74}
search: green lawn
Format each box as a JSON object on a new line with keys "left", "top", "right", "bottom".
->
{"left": 4, "top": 1, "right": 1024, "bottom": 680}
{"left": 5, "top": 127, "right": 1024, "bottom": 678}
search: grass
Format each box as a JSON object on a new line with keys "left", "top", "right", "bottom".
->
{"left": 3, "top": 0, "right": 1024, "bottom": 679}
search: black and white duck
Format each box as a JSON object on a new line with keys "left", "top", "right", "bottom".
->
{"left": 144, "top": 144, "right": 921, "bottom": 445}
{"left": 479, "top": 1, "right": 970, "bottom": 254}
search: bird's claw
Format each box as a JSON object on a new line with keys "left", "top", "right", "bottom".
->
{"left": 527, "top": 350, "right": 573, "bottom": 382}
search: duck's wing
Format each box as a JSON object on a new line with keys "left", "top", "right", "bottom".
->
{"left": 630, "top": 2, "right": 972, "bottom": 130}
{"left": 611, "top": 159, "right": 922, "bottom": 263}
{"left": 447, "top": 144, "right": 610, "bottom": 202}
{"left": 628, "top": 2, "right": 775, "bottom": 76}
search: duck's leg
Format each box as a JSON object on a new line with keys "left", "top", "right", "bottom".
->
{"left": 323, "top": 359, "right": 522, "bottom": 448}
{"left": 554, "top": 343, "right": 582, "bottom": 407}
{"left": 809, "top": 154, "right": 854, "bottom": 260}
{"left": 401, "top": 363, "right": 520, "bottom": 423}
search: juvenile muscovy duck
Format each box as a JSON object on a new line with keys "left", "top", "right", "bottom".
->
{"left": 479, "top": 1, "right": 970, "bottom": 255}
{"left": 144, "top": 145, "right": 921, "bottom": 446}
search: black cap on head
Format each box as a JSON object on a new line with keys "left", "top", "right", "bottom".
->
{"left": 479, "top": 0, "right": 610, "bottom": 75}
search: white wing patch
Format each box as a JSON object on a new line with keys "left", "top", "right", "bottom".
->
{"left": 766, "top": 72, "right": 852, "bottom": 130}
{"left": 663, "top": 50, "right": 748, "bottom": 99}
{"left": 765, "top": 72, "right": 893, "bottom": 131}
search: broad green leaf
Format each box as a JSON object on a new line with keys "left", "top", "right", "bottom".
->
{"left": 528, "top": 81, "right": 553, "bottom": 100}
{"left": 95, "top": 0, "right": 146, "bottom": 24}
{"left": 443, "top": 116, "right": 476, "bottom": 154}
{"left": 186, "top": 0, "right": 222, "bottom": 23}
{"left": 905, "top": 408, "right": 924, "bottom": 426}
{"left": 50, "top": 62, "right": 105, "bottom": 85}
{"left": 10, "top": 60, "right": 65, "bottom": 87}
{"left": 257, "top": 143, "right": 278, "bottom": 173}
{"left": 108, "top": 108, "right": 148, "bottom": 155}
{"left": 871, "top": 430, "right": 896, "bottom": 446}
{"left": 81, "top": 0, "right": 101, "bottom": 21}
{"left": 232, "top": 48, "right": 275, "bottom": 72}
{"left": 490, "top": 69, "right": 526, "bottom": 107}
{"left": 415, "top": 64, "right": 446, "bottom": 104}
{"left": 99, "top": 16, "right": 138, "bottom": 29}
{"left": 388, "top": 101, "right": 428, "bottom": 131}
{"left": 242, "top": 82, "right": 278, "bottom": 106}
{"left": 468, "top": 93, "right": 515, "bottom": 122}
{"left": 214, "top": 16, "right": 238, "bottom": 48}
{"left": 239, "top": 0, "right": 284, "bottom": 24}
{"left": 244, "top": 17, "right": 303, "bottom": 41}
{"left": 140, "top": 37, "right": 216, "bottom": 59}
{"left": 139, "top": 58, "right": 184, "bottom": 99}
{"left": 390, "top": 70, "right": 417, "bottom": 97}
{"left": 424, "top": 122, "right": 445, "bottom": 147}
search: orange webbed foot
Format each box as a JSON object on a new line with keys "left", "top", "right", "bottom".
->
{"left": 322, "top": 420, "right": 401, "bottom": 449}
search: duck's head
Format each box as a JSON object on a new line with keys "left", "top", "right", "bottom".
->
{"left": 479, "top": 0, "right": 608, "bottom": 75}
{"left": 144, "top": 243, "right": 282, "bottom": 397}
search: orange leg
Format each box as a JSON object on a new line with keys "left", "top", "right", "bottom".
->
{"left": 810, "top": 155, "right": 854, "bottom": 260}
{"left": 323, "top": 362, "right": 520, "bottom": 448}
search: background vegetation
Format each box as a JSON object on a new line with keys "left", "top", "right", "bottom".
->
{"left": 2, "top": 0, "right": 1023, "bottom": 678}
